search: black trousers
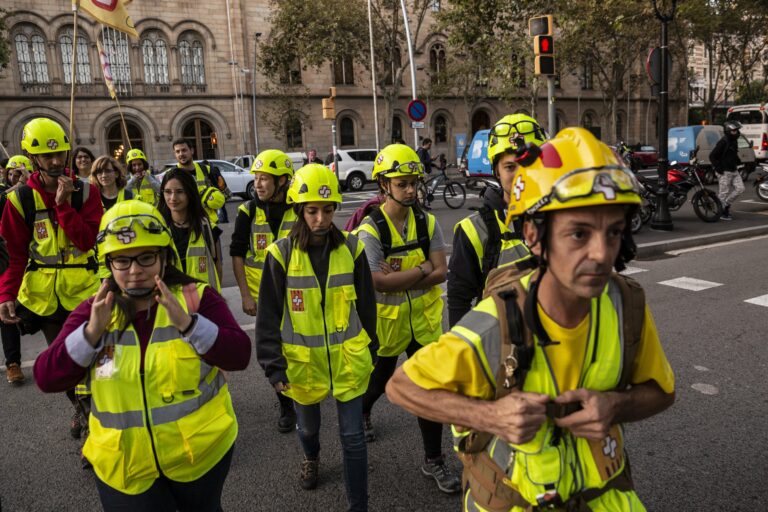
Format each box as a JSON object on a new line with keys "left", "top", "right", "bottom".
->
{"left": 362, "top": 338, "right": 443, "bottom": 460}
{"left": 1, "top": 322, "right": 21, "bottom": 366}
{"left": 95, "top": 445, "right": 234, "bottom": 512}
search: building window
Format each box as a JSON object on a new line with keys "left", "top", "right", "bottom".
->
{"left": 581, "top": 61, "right": 593, "bottom": 90}
{"left": 59, "top": 28, "right": 91, "bottom": 85}
{"left": 434, "top": 115, "right": 447, "bottom": 143}
{"left": 391, "top": 116, "right": 403, "bottom": 143}
{"left": 285, "top": 115, "right": 303, "bottom": 149}
{"left": 384, "top": 44, "right": 401, "bottom": 86}
{"left": 430, "top": 0, "right": 441, "bottom": 12}
{"left": 14, "top": 27, "right": 49, "bottom": 90}
{"left": 106, "top": 120, "right": 144, "bottom": 161}
{"left": 429, "top": 43, "right": 446, "bottom": 85}
{"left": 142, "top": 32, "right": 169, "bottom": 88}
{"left": 182, "top": 118, "right": 217, "bottom": 160}
{"left": 280, "top": 56, "right": 302, "bottom": 85}
{"left": 101, "top": 28, "right": 132, "bottom": 96}
{"left": 334, "top": 55, "right": 354, "bottom": 85}
{"left": 339, "top": 117, "right": 355, "bottom": 146}
{"left": 179, "top": 33, "right": 206, "bottom": 91}
{"left": 582, "top": 112, "right": 595, "bottom": 128}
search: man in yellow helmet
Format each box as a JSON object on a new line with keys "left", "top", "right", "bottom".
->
{"left": 172, "top": 138, "right": 228, "bottom": 227}
{"left": 230, "top": 149, "right": 297, "bottom": 433}
{"left": 448, "top": 114, "right": 546, "bottom": 327}
{"left": 387, "top": 128, "right": 675, "bottom": 511}
{"left": 0, "top": 117, "right": 101, "bottom": 435}
{"left": 125, "top": 148, "right": 160, "bottom": 205}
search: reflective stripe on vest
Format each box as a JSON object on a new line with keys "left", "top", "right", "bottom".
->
{"left": 241, "top": 204, "right": 295, "bottom": 301}
{"left": 356, "top": 209, "right": 443, "bottom": 357}
{"left": 83, "top": 282, "right": 237, "bottom": 495}
{"left": 455, "top": 272, "right": 637, "bottom": 507}
{"left": 268, "top": 234, "right": 373, "bottom": 406}
{"left": 9, "top": 186, "right": 99, "bottom": 316}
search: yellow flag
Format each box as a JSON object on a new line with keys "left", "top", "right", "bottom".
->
{"left": 96, "top": 39, "right": 117, "bottom": 99}
{"left": 76, "top": 0, "right": 138, "bottom": 38}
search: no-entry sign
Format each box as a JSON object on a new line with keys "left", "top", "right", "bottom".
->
{"left": 407, "top": 99, "right": 427, "bottom": 122}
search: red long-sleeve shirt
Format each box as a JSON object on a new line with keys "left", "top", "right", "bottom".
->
{"left": 34, "top": 287, "right": 252, "bottom": 393}
{"left": 0, "top": 170, "right": 103, "bottom": 304}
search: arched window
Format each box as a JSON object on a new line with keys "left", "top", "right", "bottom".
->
{"left": 14, "top": 26, "right": 49, "bottom": 90}
{"left": 106, "top": 120, "right": 144, "bottom": 161}
{"left": 179, "top": 33, "right": 206, "bottom": 91}
{"left": 334, "top": 55, "right": 354, "bottom": 85}
{"left": 182, "top": 118, "right": 218, "bottom": 160}
{"left": 142, "top": 32, "right": 169, "bottom": 87}
{"left": 384, "top": 44, "right": 401, "bottom": 86}
{"left": 429, "top": 43, "right": 446, "bottom": 85}
{"left": 471, "top": 110, "right": 490, "bottom": 135}
{"left": 582, "top": 112, "right": 595, "bottom": 128}
{"left": 280, "top": 56, "right": 302, "bottom": 85}
{"left": 101, "top": 28, "right": 132, "bottom": 96}
{"left": 340, "top": 117, "right": 355, "bottom": 146}
{"left": 434, "top": 114, "right": 447, "bottom": 143}
{"left": 391, "top": 116, "right": 403, "bottom": 143}
{"left": 59, "top": 28, "right": 91, "bottom": 85}
{"left": 285, "top": 115, "right": 303, "bottom": 149}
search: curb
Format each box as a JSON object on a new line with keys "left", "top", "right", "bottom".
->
{"left": 636, "top": 224, "right": 768, "bottom": 258}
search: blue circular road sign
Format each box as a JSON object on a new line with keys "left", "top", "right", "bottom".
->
{"left": 407, "top": 99, "right": 427, "bottom": 122}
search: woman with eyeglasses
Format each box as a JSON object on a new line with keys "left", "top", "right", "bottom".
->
{"left": 72, "top": 147, "right": 95, "bottom": 180}
{"left": 34, "top": 200, "right": 251, "bottom": 511}
{"left": 158, "top": 169, "right": 222, "bottom": 291}
{"left": 90, "top": 156, "right": 133, "bottom": 211}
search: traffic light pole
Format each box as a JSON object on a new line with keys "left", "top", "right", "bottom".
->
{"left": 650, "top": 0, "right": 676, "bottom": 231}
{"left": 547, "top": 76, "right": 556, "bottom": 136}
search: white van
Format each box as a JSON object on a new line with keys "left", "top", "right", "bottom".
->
{"left": 725, "top": 104, "right": 768, "bottom": 161}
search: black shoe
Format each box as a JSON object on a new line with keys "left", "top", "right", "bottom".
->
{"left": 300, "top": 456, "right": 319, "bottom": 490}
{"left": 363, "top": 413, "right": 375, "bottom": 442}
{"left": 720, "top": 205, "right": 732, "bottom": 220}
{"left": 277, "top": 401, "right": 296, "bottom": 433}
{"left": 421, "top": 457, "right": 462, "bottom": 494}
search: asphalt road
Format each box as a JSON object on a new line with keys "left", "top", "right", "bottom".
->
{"left": 0, "top": 186, "right": 766, "bottom": 510}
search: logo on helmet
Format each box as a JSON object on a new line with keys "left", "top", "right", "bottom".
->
{"left": 593, "top": 174, "right": 617, "bottom": 201}
{"left": 513, "top": 175, "right": 525, "bottom": 201}
{"left": 376, "top": 154, "right": 384, "bottom": 165}
{"left": 254, "top": 160, "right": 264, "bottom": 169}
{"left": 318, "top": 185, "right": 332, "bottom": 198}
{"left": 47, "top": 139, "right": 59, "bottom": 150}
{"left": 116, "top": 227, "right": 137, "bottom": 244}
{"left": 284, "top": 159, "right": 291, "bottom": 169}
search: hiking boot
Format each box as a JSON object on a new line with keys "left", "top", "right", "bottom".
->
{"left": 5, "top": 363, "right": 24, "bottom": 384}
{"left": 70, "top": 408, "right": 84, "bottom": 439}
{"left": 421, "top": 457, "right": 462, "bottom": 494}
{"left": 277, "top": 401, "right": 296, "bottom": 433}
{"left": 300, "top": 456, "right": 319, "bottom": 490}
{"left": 363, "top": 413, "right": 375, "bottom": 442}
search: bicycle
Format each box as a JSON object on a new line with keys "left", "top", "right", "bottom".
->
{"left": 417, "top": 155, "right": 466, "bottom": 209}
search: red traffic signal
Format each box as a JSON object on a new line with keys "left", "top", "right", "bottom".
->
{"left": 534, "top": 36, "right": 554, "bottom": 56}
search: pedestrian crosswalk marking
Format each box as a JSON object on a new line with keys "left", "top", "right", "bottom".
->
{"left": 744, "top": 294, "right": 768, "bottom": 307}
{"left": 658, "top": 277, "right": 723, "bottom": 291}
{"left": 620, "top": 266, "right": 648, "bottom": 276}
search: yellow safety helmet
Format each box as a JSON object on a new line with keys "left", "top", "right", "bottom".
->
{"left": 488, "top": 114, "right": 546, "bottom": 167}
{"left": 371, "top": 144, "right": 424, "bottom": 180}
{"left": 508, "top": 127, "right": 641, "bottom": 219}
{"left": 250, "top": 149, "right": 294, "bottom": 178}
{"left": 96, "top": 200, "right": 172, "bottom": 257}
{"left": 125, "top": 148, "right": 148, "bottom": 165}
{"left": 287, "top": 164, "right": 342, "bottom": 204}
{"left": 6, "top": 155, "right": 32, "bottom": 171}
{"left": 21, "top": 118, "right": 71, "bottom": 155}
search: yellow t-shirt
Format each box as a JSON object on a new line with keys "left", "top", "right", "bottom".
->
{"left": 403, "top": 297, "right": 674, "bottom": 398}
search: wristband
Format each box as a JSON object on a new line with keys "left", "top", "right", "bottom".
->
{"left": 180, "top": 314, "right": 198, "bottom": 337}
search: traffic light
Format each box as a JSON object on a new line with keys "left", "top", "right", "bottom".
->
{"left": 529, "top": 15, "right": 553, "bottom": 37}
{"left": 531, "top": 16, "right": 556, "bottom": 76}
{"left": 322, "top": 87, "right": 336, "bottom": 120}
{"left": 534, "top": 36, "right": 553, "bottom": 56}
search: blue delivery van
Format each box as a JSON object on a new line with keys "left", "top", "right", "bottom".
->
{"left": 464, "top": 129, "right": 493, "bottom": 178}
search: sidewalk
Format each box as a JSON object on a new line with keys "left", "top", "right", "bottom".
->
{"left": 634, "top": 186, "right": 768, "bottom": 258}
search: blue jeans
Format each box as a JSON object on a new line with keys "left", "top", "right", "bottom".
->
{"left": 295, "top": 396, "right": 368, "bottom": 512}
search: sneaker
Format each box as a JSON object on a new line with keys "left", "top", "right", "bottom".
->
{"left": 300, "top": 456, "right": 319, "bottom": 490}
{"left": 421, "top": 457, "right": 462, "bottom": 494}
{"left": 70, "top": 408, "right": 84, "bottom": 439}
{"left": 277, "top": 401, "right": 296, "bottom": 434}
{"left": 363, "top": 413, "right": 376, "bottom": 442}
{"left": 5, "top": 363, "right": 24, "bottom": 384}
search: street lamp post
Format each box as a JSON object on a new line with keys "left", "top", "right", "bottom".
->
{"left": 252, "top": 32, "right": 261, "bottom": 156}
{"left": 398, "top": 0, "right": 419, "bottom": 146}
{"left": 650, "top": 0, "right": 677, "bottom": 231}
{"left": 367, "top": 0, "right": 380, "bottom": 151}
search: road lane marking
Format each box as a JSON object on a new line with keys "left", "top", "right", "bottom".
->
{"left": 744, "top": 294, "right": 768, "bottom": 307}
{"left": 620, "top": 266, "right": 648, "bottom": 275}
{"left": 691, "top": 383, "right": 718, "bottom": 395}
{"left": 665, "top": 234, "right": 768, "bottom": 255}
{"left": 657, "top": 277, "right": 723, "bottom": 291}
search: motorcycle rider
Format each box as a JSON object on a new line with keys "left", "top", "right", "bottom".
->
{"left": 710, "top": 120, "right": 745, "bottom": 220}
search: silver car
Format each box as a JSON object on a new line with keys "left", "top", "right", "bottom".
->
{"left": 325, "top": 149, "right": 377, "bottom": 191}
{"left": 160, "top": 159, "right": 254, "bottom": 199}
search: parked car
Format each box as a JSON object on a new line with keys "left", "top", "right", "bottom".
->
{"left": 159, "top": 159, "right": 255, "bottom": 199}
{"left": 633, "top": 145, "right": 658, "bottom": 168}
{"left": 324, "top": 149, "right": 377, "bottom": 191}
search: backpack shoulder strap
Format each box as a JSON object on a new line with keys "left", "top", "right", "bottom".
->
{"left": 368, "top": 208, "right": 392, "bottom": 258}
{"left": 15, "top": 185, "right": 36, "bottom": 232}
{"left": 613, "top": 273, "right": 646, "bottom": 390}
{"left": 478, "top": 206, "right": 502, "bottom": 281}
{"left": 412, "top": 205, "right": 431, "bottom": 259}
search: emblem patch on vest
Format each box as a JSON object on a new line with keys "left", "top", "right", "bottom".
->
{"left": 390, "top": 257, "right": 402, "bottom": 271}
{"left": 589, "top": 424, "right": 624, "bottom": 481}
{"left": 256, "top": 234, "right": 267, "bottom": 250}
{"left": 34, "top": 221, "right": 49, "bottom": 239}
{"left": 198, "top": 257, "right": 207, "bottom": 274}
{"left": 291, "top": 290, "right": 305, "bottom": 312}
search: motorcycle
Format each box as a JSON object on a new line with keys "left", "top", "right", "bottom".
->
{"left": 754, "top": 163, "right": 768, "bottom": 202}
{"left": 630, "top": 177, "right": 655, "bottom": 233}
{"left": 617, "top": 141, "right": 641, "bottom": 172}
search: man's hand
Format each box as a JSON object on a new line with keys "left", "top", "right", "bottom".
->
{"left": 0, "top": 301, "right": 19, "bottom": 324}
{"left": 554, "top": 388, "right": 620, "bottom": 441}
{"left": 55, "top": 176, "right": 75, "bottom": 206}
{"left": 488, "top": 390, "right": 550, "bottom": 445}
{"left": 242, "top": 294, "right": 257, "bottom": 316}
{"left": 84, "top": 281, "right": 114, "bottom": 346}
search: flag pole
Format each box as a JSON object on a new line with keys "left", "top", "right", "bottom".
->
{"left": 114, "top": 94, "right": 133, "bottom": 151}
{"left": 69, "top": 1, "right": 79, "bottom": 166}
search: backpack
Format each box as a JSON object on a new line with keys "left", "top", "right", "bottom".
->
{"left": 344, "top": 195, "right": 383, "bottom": 231}
{"left": 368, "top": 205, "right": 430, "bottom": 259}
{"left": 476, "top": 205, "right": 520, "bottom": 282}
{"left": 456, "top": 264, "right": 646, "bottom": 511}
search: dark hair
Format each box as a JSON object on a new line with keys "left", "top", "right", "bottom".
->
{"left": 106, "top": 248, "right": 199, "bottom": 332}
{"left": 172, "top": 138, "right": 192, "bottom": 150}
{"left": 421, "top": 138, "right": 432, "bottom": 146}
{"left": 90, "top": 156, "right": 127, "bottom": 190}
{"left": 290, "top": 203, "right": 345, "bottom": 252}
{"left": 72, "top": 147, "right": 95, "bottom": 173}
{"left": 157, "top": 169, "right": 205, "bottom": 241}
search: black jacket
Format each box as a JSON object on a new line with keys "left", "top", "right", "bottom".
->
{"left": 709, "top": 135, "right": 740, "bottom": 173}
{"left": 229, "top": 199, "right": 291, "bottom": 258}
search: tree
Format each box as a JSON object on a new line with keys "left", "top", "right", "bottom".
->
{"left": 736, "top": 80, "right": 768, "bottom": 104}
{"left": 0, "top": 8, "right": 10, "bottom": 70}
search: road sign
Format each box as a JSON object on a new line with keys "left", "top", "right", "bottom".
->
{"left": 407, "top": 99, "right": 427, "bottom": 122}
{"left": 646, "top": 47, "right": 672, "bottom": 86}
{"left": 410, "top": 121, "right": 425, "bottom": 129}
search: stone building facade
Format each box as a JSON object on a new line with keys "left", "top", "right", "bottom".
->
{"left": 1, "top": 0, "right": 679, "bottom": 168}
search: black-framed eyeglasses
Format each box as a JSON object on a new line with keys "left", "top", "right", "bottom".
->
{"left": 107, "top": 251, "right": 162, "bottom": 271}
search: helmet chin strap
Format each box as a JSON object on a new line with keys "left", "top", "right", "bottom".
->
{"left": 122, "top": 253, "right": 167, "bottom": 300}
{"left": 384, "top": 182, "right": 416, "bottom": 207}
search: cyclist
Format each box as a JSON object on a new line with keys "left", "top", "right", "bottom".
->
{"left": 355, "top": 144, "right": 461, "bottom": 494}
{"left": 447, "top": 113, "right": 546, "bottom": 326}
